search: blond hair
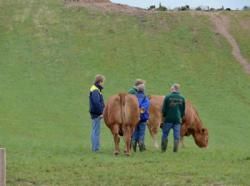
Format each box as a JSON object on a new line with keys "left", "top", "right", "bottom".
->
{"left": 171, "top": 83, "right": 180, "bottom": 92}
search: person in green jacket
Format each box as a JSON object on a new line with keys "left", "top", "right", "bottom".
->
{"left": 161, "top": 83, "right": 185, "bottom": 152}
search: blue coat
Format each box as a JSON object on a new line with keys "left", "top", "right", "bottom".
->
{"left": 136, "top": 91, "right": 150, "bottom": 122}
{"left": 89, "top": 84, "right": 104, "bottom": 119}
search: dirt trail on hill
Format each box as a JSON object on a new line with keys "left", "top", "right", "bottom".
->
{"left": 210, "top": 14, "right": 250, "bottom": 74}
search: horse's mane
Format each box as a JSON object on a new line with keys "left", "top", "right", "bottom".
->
{"left": 192, "top": 104, "right": 203, "bottom": 126}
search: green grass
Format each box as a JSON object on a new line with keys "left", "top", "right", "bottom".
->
{"left": 0, "top": 0, "right": 250, "bottom": 185}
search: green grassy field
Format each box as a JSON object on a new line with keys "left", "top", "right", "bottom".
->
{"left": 0, "top": 0, "right": 250, "bottom": 185}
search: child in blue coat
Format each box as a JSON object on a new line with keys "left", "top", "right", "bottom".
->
{"left": 131, "top": 82, "right": 150, "bottom": 152}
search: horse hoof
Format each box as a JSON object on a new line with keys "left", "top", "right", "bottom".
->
{"left": 154, "top": 143, "right": 159, "bottom": 149}
{"left": 114, "top": 151, "right": 120, "bottom": 155}
{"left": 125, "top": 152, "right": 131, "bottom": 156}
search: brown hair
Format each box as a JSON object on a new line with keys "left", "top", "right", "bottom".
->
{"left": 94, "top": 74, "right": 105, "bottom": 84}
{"left": 134, "top": 79, "right": 145, "bottom": 86}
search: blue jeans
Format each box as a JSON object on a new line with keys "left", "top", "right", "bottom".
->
{"left": 161, "top": 122, "right": 181, "bottom": 142}
{"left": 91, "top": 117, "right": 101, "bottom": 152}
{"left": 132, "top": 122, "right": 146, "bottom": 143}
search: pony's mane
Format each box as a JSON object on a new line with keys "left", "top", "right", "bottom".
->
{"left": 192, "top": 104, "right": 203, "bottom": 126}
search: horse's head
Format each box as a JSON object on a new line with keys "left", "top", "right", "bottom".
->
{"left": 194, "top": 127, "right": 209, "bottom": 148}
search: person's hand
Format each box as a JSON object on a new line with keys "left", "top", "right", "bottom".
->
{"left": 160, "top": 123, "right": 164, "bottom": 128}
{"left": 99, "top": 114, "right": 103, "bottom": 119}
{"left": 140, "top": 108, "right": 145, "bottom": 113}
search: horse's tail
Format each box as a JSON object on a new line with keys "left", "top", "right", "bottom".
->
{"left": 119, "top": 93, "right": 127, "bottom": 136}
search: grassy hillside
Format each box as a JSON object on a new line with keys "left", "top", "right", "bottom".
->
{"left": 228, "top": 11, "right": 250, "bottom": 61}
{"left": 0, "top": 0, "right": 250, "bottom": 185}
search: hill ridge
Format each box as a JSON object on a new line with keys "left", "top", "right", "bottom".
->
{"left": 65, "top": 0, "right": 250, "bottom": 75}
{"left": 65, "top": 0, "right": 146, "bottom": 14}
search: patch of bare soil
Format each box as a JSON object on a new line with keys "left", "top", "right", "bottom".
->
{"left": 210, "top": 14, "right": 250, "bottom": 74}
{"left": 240, "top": 19, "right": 250, "bottom": 31}
{"left": 64, "top": 0, "right": 147, "bottom": 15}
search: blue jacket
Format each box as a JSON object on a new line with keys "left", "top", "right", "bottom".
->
{"left": 89, "top": 84, "right": 105, "bottom": 119}
{"left": 136, "top": 91, "right": 150, "bottom": 122}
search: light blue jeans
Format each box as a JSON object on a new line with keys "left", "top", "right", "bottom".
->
{"left": 161, "top": 122, "right": 181, "bottom": 142}
{"left": 91, "top": 117, "right": 101, "bottom": 152}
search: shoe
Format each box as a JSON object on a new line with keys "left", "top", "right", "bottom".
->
{"left": 132, "top": 141, "right": 137, "bottom": 152}
{"left": 139, "top": 143, "right": 146, "bottom": 152}
{"left": 161, "top": 139, "right": 168, "bottom": 152}
{"left": 173, "top": 140, "right": 179, "bottom": 152}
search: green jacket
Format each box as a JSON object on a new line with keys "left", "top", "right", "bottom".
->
{"left": 128, "top": 87, "right": 138, "bottom": 95}
{"left": 162, "top": 92, "right": 185, "bottom": 124}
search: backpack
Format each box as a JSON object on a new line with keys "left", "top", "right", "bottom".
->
{"left": 136, "top": 93, "right": 150, "bottom": 122}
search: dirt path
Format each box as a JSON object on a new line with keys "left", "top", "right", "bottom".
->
{"left": 210, "top": 14, "right": 250, "bottom": 74}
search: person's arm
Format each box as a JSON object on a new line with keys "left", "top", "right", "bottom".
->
{"left": 128, "top": 87, "right": 137, "bottom": 95}
{"left": 162, "top": 96, "right": 168, "bottom": 119}
{"left": 160, "top": 97, "right": 168, "bottom": 128}
{"left": 141, "top": 97, "right": 150, "bottom": 112}
{"left": 128, "top": 89, "right": 134, "bottom": 94}
{"left": 181, "top": 98, "right": 185, "bottom": 119}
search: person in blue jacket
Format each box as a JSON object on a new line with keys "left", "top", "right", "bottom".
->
{"left": 131, "top": 80, "right": 150, "bottom": 152}
{"left": 89, "top": 74, "right": 105, "bottom": 152}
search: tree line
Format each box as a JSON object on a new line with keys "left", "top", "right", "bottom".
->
{"left": 148, "top": 4, "right": 250, "bottom": 11}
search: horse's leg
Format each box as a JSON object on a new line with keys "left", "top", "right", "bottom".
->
{"left": 124, "top": 126, "right": 132, "bottom": 156}
{"left": 112, "top": 124, "right": 120, "bottom": 155}
{"left": 152, "top": 126, "right": 159, "bottom": 149}
{"left": 180, "top": 123, "right": 188, "bottom": 148}
{"left": 147, "top": 121, "right": 159, "bottom": 149}
{"left": 180, "top": 136, "right": 185, "bottom": 148}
